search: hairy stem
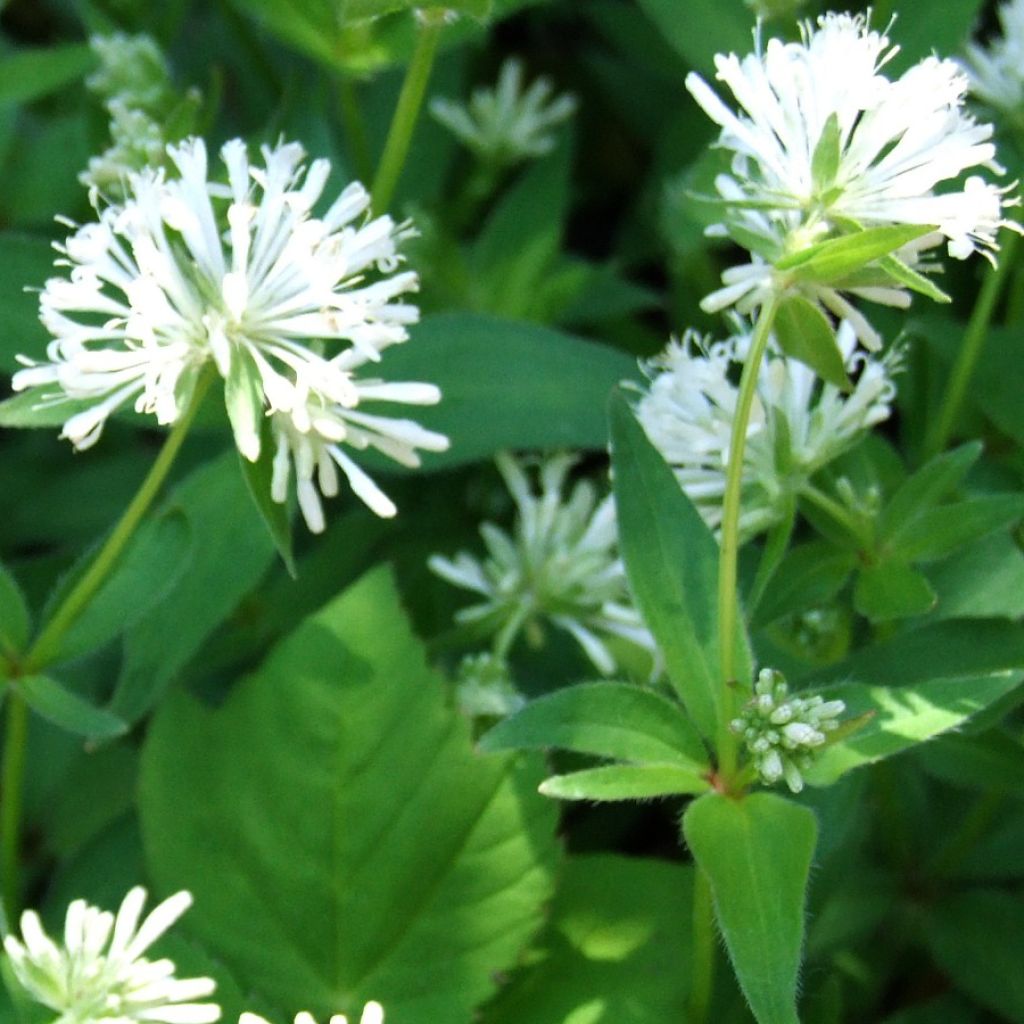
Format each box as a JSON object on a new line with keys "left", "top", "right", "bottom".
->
{"left": 26, "top": 368, "right": 214, "bottom": 671}
{"left": 927, "top": 228, "right": 1019, "bottom": 458}
{"left": 370, "top": 16, "right": 444, "bottom": 215}
{"left": 716, "top": 294, "right": 781, "bottom": 781}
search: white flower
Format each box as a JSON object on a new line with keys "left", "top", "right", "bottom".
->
{"left": 13, "top": 137, "right": 446, "bottom": 524}
{"left": 430, "top": 58, "right": 576, "bottom": 165}
{"left": 633, "top": 320, "right": 898, "bottom": 535}
{"left": 962, "top": 0, "right": 1024, "bottom": 115}
{"left": 687, "top": 12, "right": 1017, "bottom": 335}
{"left": 731, "top": 668, "right": 845, "bottom": 792}
{"left": 240, "top": 1006, "right": 383, "bottom": 1024}
{"left": 3, "top": 887, "right": 220, "bottom": 1024}
{"left": 429, "top": 452, "right": 655, "bottom": 676}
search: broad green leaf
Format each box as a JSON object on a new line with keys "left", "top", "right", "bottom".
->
{"left": 925, "top": 890, "right": 1024, "bottom": 1023}
{"left": 16, "top": 675, "right": 127, "bottom": 739}
{"left": 777, "top": 224, "right": 934, "bottom": 281}
{"left": 636, "top": 0, "right": 751, "bottom": 75}
{"left": 0, "top": 44, "right": 95, "bottom": 107}
{"left": 238, "top": 426, "right": 296, "bottom": 578}
{"left": 773, "top": 294, "right": 851, "bottom": 389}
{"left": 853, "top": 560, "right": 936, "bottom": 622}
{"left": 110, "top": 454, "right": 276, "bottom": 724}
{"left": 0, "top": 232, "right": 56, "bottom": 374}
{"left": 916, "top": 729, "right": 1024, "bottom": 796}
{"left": 805, "top": 672, "right": 1024, "bottom": 785}
{"left": 752, "top": 541, "right": 855, "bottom": 627}
{"left": 0, "top": 561, "right": 30, "bottom": 657}
{"left": 139, "top": 567, "right": 560, "bottom": 1022}
{"left": 375, "top": 314, "right": 639, "bottom": 469}
{"left": 926, "top": 532, "right": 1024, "bottom": 620}
{"left": 878, "top": 443, "right": 981, "bottom": 549}
{"left": 484, "top": 854, "right": 694, "bottom": 1023}
{"left": 55, "top": 512, "right": 192, "bottom": 663}
{"left": 810, "top": 113, "right": 841, "bottom": 193}
{"left": 540, "top": 763, "right": 710, "bottom": 801}
{"left": 479, "top": 681, "right": 710, "bottom": 769}
{"left": 683, "top": 792, "right": 817, "bottom": 1024}
{"left": 609, "top": 390, "right": 752, "bottom": 740}
{"left": 892, "top": 495, "right": 1024, "bottom": 564}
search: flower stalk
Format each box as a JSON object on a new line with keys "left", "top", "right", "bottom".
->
{"left": 371, "top": 16, "right": 444, "bottom": 215}
{"left": 716, "top": 292, "right": 781, "bottom": 781}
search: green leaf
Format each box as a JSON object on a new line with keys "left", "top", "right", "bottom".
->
{"left": 0, "top": 562, "right": 30, "bottom": 658}
{"left": 479, "top": 680, "right": 710, "bottom": 769}
{"left": 878, "top": 443, "right": 981, "bottom": 549}
{"left": 16, "top": 675, "right": 127, "bottom": 739}
{"left": 0, "top": 44, "right": 95, "bottom": 107}
{"left": 926, "top": 532, "right": 1024, "bottom": 621}
{"left": 0, "top": 232, "right": 57, "bottom": 374}
{"left": 877, "top": 253, "right": 951, "bottom": 303}
{"left": 773, "top": 294, "right": 851, "bottom": 390}
{"left": 810, "top": 113, "right": 841, "bottom": 193}
{"left": 139, "top": 566, "right": 560, "bottom": 1021}
{"left": 752, "top": 541, "right": 855, "bottom": 627}
{"left": 925, "top": 890, "right": 1024, "bottom": 1023}
{"left": 683, "top": 792, "right": 817, "bottom": 1024}
{"left": 636, "top": 0, "right": 752, "bottom": 75}
{"left": 375, "top": 313, "right": 639, "bottom": 469}
{"left": 916, "top": 729, "right": 1024, "bottom": 795}
{"left": 805, "top": 672, "right": 1024, "bottom": 785}
{"left": 223, "top": 348, "right": 264, "bottom": 463}
{"left": 777, "top": 224, "right": 934, "bottom": 281}
{"left": 540, "top": 763, "right": 710, "bottom": 801}
{"left": 0, "top": 388, "right": 95, "bottom": 429}
{"left": 238, "top": 425, "right": 296, "bottom": 578}
{"left": 853, "top": 560, "right": 936, "bottom": 622}
{"left": 55, "top": 511, "right": 193, "bottom": 663}
{"left": 110, "top": 454, "right": 276, "bottom": 724}
{"left": 891, "top": 495, "right": 1024, "bottom": 564}
{"left": 484, "top": 854, "right": 694, "bottom": 1023}
{"left": 609, "top": 389, "right": 752, "bottom": 740}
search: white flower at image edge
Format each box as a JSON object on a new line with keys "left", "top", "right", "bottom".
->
{"left": 633, "top": 320, "right": 898, "bottom": 535}
{"left": 3, "top": 887, "right": 219, "bottom": 1024}
{"left": 240, "top": 1006, "right": 384, "bottom": 1024}
{"left": 961, "top": 0, "right": 1024, "bottom": 115}
{"left": 12, "top": 137, "right": 449, "bottom": 531}
{"left": 686, "top": 11, "right": 1018, "bottom": 338}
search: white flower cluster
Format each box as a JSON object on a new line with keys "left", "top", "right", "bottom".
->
{"left": 81, "top": 33, "right": 194, "bottom": 195}
{"left": 634, "top": 320, "right": 898, "bottom": 535}
{"left": 962, "top": 0, "right": 1024, "bottom": 117}
{"left": 242, "top": 1008, "right": 383, "bottom": 1024}
{"left": 13, "top": 137, "right": 448, "bottom": 531}
{"left": 4, "top": 888, "right": 219, "bottom": 1024}
{"left": 687, "top": 12, "right": 1016, "bottom": 347}
{"left": 730, "top": 668, "right": 845, "bottom": 792}
{"left": 429, "top": 452, "right": 655, "bottom": 676}
{"left": 431, "top": 58, "right": 576, "bottom": 166}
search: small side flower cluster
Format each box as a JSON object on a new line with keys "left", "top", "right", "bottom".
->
{"left": 13, "top": 137, "right": 448, "bottom": 530}
{"left": 4, "top": 888, "right": 219, "bottom": 1024}
{"left": 429, "top": 452, "right": 655, "bottom": 676}
{"left": 633, "top": 320, "right": 898, "bottom": 535}
{"left": 962, "top": 0, "right": 1024, "bottom": 118}
{"left": 731, "top": 669, "right": 845, "bottom": 793}
{"left": 431, "top": 58, "right": 576, "bottom": 167}
{"left": 82, "top": 33, "right": 199, "bottom": 197}
{"left": 687, "top": 11, "right": 1018, "bottom": 348}
{"left": 454, "top": 651, "right": 525, "bottom": 719}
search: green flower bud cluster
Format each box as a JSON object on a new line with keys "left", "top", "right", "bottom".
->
{"left": 455, "top": 652, "right": 524, "bottom": 720}
{"left": 731, "top": 668, "right": 845, "bottom": 793}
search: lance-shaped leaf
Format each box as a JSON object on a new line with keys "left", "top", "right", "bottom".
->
{"left": 540, "top": 763, "right": 710, "bottom": 801}
{"left": 773, "top": 294, "right": 851, "bottom": 390}
{"left": 805, "top": 671, "right": 1024, "bottom": 786}
{"left": 0, "top": 562, "right": 30, "bottom": 659}
{"left": 139, "top": 566, "right": 560, "bottom": 1022}
{"left": 609, "top": 389, "right": 752, "bottom": 740}
{"left": 480, "top": 680, "right": 710, "bottom": 770}
{"left": 0, "top": 44, "right": 95, "bottom": 106}
{"left": 684, "top": 792, "right": 817, "bottom": 1024}
{"left": 776, "top": 224, "right": 934, "bottom": 281}
{"left": 16, "top": 675, "right": 127, "bottom": 740}
{"left": 238, "top": 421, "right": 296, "bottom": 578}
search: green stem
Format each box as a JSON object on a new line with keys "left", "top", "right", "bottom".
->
{"left": 689, "top": 866, "right": 716, "bottom": 1023}
{"left": 799, "top": 483, "right": 870, "bottom": 549}
{"left": 25, "top": 368, "right": 214, "bottom": 672}
{"left": 337, "top": 76, "right": 373, "bottom": 185}
{"left": 926, "top": 228, "right": 1020, "bottom": 458}
{"left": 1, "top": 694, "right": 28, "bottom": 916}
{"left": 370, "top": 16, "right": 444, "bottom": 215}
{"left": 716, "top": 294, "right": 781, "bottom": 781}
